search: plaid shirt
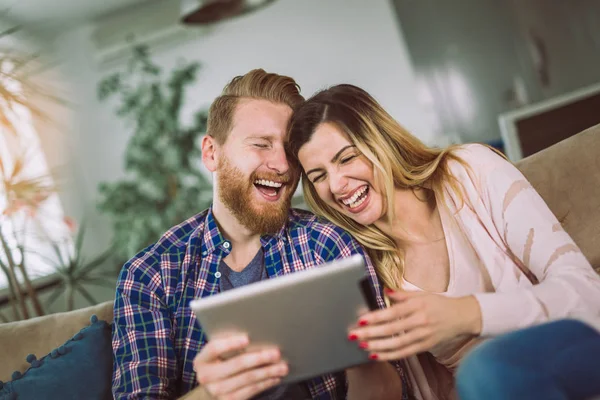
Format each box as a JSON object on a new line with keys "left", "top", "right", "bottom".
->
{"left": 112, "top": 207, "right": 408, "bottom": 399}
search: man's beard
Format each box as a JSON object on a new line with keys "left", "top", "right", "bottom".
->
{"left": 216, "top": 156, "right": 298, "bottom": 234}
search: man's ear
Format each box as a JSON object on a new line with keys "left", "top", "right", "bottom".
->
{"left": 201, "top": 135, "right": 219, "bottom": 172}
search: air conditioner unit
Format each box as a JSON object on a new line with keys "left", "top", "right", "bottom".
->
{"left": 90, "top": 0, "right": 210, "bottom": 68}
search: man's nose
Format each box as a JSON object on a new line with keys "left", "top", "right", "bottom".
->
{"left": 266, "top": 147, "right": 290, "bottom": 175}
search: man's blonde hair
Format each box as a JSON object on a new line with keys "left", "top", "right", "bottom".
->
{"left": 207, "top": 69, "right": 304, "bottom": 143}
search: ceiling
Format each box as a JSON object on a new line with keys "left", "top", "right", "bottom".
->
{"left": 0, "top": 0, "right": 159, "bottom": 34}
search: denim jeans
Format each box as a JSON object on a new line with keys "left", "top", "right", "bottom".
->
{"left": 456, "top": 319, "right": 600, "bottom": 400}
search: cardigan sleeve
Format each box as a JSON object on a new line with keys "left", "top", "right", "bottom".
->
{"left": 459, "top": 145, "right": 600, "bottom": 336}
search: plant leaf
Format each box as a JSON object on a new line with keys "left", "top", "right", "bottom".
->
{"left": 46, "top": 283, "right": 65, "bottom": 308}
{"left": 75, "top": 283, "right": 98, "bottom": 306}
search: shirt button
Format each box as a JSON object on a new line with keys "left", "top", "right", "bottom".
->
{"left": 223, "top": 242, "right": 230, "bottom": 249}
{"left": 201, "top": 251, "right": 207, "bottom": 256}
{"left": 215, "top": 272, "right": 222, "bottom": 279}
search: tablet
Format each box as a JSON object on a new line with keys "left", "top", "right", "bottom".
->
{"left": 189, "top": 254, "right": 378, "bottom": 384}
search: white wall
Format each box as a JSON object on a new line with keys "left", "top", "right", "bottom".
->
{"left": 507, "top": 0, "right": 600, "bottom": 98}
{"left": 47, "top": 0, "right": 434, "bottom": 252}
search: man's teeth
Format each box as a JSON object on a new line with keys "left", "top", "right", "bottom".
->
{"left": 342, "top": 186, "right": 367, "bottom": 206}
{"left": 254, "top": 179, "right": 283, "bottom": 188}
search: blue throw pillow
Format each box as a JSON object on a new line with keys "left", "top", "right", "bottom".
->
{"left": 0, "top": 315, "right": 113, "bottom": 400}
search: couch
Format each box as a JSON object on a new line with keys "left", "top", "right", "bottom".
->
{"left": 1, "top": 123, "right": 598, "bottom": 397}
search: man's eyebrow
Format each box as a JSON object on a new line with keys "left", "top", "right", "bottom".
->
{"left": 247, "top": 133, "right": 278, "bottom": 140}
{"left": 306, "top": 145, "right": 356, "bottom": 177}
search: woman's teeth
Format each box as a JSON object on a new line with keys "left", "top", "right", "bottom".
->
{"left": 348, "top": 194, "right": 367, "bottom": 209}
{"left": 342, "top": 186, "right": 368, "bottom": 208}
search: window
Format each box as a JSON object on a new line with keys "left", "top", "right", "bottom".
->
{"left": 0, "top": 63, "right": 71, "bottom": 292}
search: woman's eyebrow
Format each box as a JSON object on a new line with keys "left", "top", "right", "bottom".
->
{"left": 331, "top": 145, "right": 356, "bottom": 163}
{"left": 306, "top": 145, "right": 356, "bottom": 177}
{"left": 306, "top": 166, "right": 324, "bottom": 177}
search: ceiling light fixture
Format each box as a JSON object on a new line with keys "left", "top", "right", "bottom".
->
{"left": 180, "top": 0, "right": 277, "bottom": 24}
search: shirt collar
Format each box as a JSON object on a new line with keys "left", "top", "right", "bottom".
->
{"left": 259, "top": 223, "right": 289, "bottom": 248}
{"left": 201, "top": 206, "right": 289, "bottom": 256}
{"left": 200, "top": 207, "right": 228, "bottom": 256}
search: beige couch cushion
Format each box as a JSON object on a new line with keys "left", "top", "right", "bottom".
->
{"left": 516, "top": 123, "right": 600, "bottom": 269}
{"left": 0, "top": 300, "right": 113, "bottom": 382}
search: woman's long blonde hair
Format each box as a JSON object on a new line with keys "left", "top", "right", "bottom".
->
{"left": 287, "top": 84, "right": 468, "bottom": 289}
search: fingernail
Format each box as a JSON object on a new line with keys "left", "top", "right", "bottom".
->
{"left": 348, "top": 334, "right": 358, "bottom": 341}
{"left": 358, "top": 320, "right": 368, "bottom": 327}
{"left": 269, "top": 350, "right": 280, "bottom": 359}
{"left": 384, "top": 288, "right": 395, "bottom": 295}
{"left": 359, "top": 342, "right": 368, "bottom": 349}
{"left": 369, "top": 354, "right": 379, "bottom": 360}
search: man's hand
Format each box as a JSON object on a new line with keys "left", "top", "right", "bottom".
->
{"left": 193, "top": 334, "right": 288, "bottom": 400}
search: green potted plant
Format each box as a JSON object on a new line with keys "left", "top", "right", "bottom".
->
{"left": 97, "top": 45, "right": 212, "bottom": 260}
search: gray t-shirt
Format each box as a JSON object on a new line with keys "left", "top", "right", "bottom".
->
{"left": 219, "top": 248, "right": 311, "bottom": 400}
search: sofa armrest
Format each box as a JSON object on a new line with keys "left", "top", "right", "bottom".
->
{"left": 0, "top": 300, "right": 113, "bottom": 382}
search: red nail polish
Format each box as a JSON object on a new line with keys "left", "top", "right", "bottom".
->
{"left": 359, "top": 342, "right": 368, "bottom": 349}
{"left": 358, "top": 320, "right": 368, "bottom": 327}
{"left": 369, "top": 354, "right": 379, "bottom": 360}
{"left": 348, "top": 334, "right": 358, "bottom": 341}
{"left": 384, "top": 288, "right": 395, "bottom": 295}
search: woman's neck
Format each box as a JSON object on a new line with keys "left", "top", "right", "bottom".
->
{"left": 374, "top": 187, "right": 444, "bottom": 247}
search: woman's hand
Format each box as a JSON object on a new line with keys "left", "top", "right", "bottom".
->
{"left": 348, "top": 291, "right": 482, "bottom": 361}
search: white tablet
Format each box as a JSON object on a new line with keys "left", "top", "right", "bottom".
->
{"left": 189, "top": 254, "right": 379, "bottom": 384}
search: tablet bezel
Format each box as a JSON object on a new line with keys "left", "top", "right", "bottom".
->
{"left": 189, "top": 254, "right": 376, "bottom": 384}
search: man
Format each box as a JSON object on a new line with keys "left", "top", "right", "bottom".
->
{"left": 112, "top": 69, "right": 406, "bottom": 399}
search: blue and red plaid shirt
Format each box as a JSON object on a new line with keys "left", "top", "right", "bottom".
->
{"left": 112, "top": 207, "right": 408, "bottom": 399}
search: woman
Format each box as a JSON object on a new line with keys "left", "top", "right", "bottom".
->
{"left": 287, "top": 84, "right": 600, "bottom": 400}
